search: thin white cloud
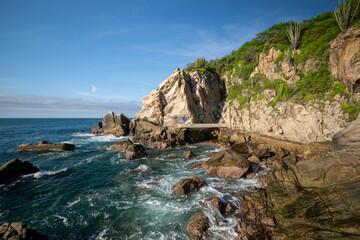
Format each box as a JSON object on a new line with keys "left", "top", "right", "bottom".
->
{"left": 91, "top": 84, "right": 97, "bottom": 93}
{"left": 0, "top": 94, "right": 141, "bottom": 116}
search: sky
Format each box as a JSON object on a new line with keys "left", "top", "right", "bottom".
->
{"left": 0, "top": 0, "right": 340, "bottom": 118}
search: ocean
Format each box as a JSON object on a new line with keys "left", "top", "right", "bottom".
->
{"left": 0, "top": 118, "right": 259, "bottom": 239}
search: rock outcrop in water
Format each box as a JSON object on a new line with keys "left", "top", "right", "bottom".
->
{"left": 174, "top": 177, "right": 207, "bottom": 195}
{"left": 0, "top": 221, "right": 49, "bottom": 240}
{"left": 109, "top": 139, "right": 147, "bottom": 160}
{"left": 17, "top": 141, "right": 75, "bottom": 152}
{"left": 91, "top": 111, "right": 130, "bottom": 135}
{"left": 0, "top": 159, "right": 39, "bottom": 184}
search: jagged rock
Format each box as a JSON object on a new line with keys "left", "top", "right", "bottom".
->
{"left": 174, "top": 177, "right": 207, "bottom": 195}
{"left": 248, "top": 156, "right": 260, "bottom": 163}
{"left": 201, "top": 196, "right": 237, "bottom": 214}
{"left": 124, "top": 144, "right": 147, "bottom": 160}
{"left": 0, "top": 159, "right": 39, "bottom": 184}
{"left": 333, "top": 114, "right": 360, "bottom": 149}
{"left": 0, "top": 221, "right": 49, "bottom": 240}
{"left": 109, "top": 139, "right": 147, "bottom": 160}
{"left": 186, "top": 213, "right": 209, "bottom": 240}
{"left": 329, "top": 27, "right": 360, "bottom": 92}
{"left": 137, "top": 68, "right": 224, "bottom": 126}
{"left": 182, "top": 151, "right": 196, "bottom": 159}
{"left": 102, "top": 111, "right": 130, "bottom": 135}
{"left": 230, "top": 142, "right": 249, "bottom": 154}
{"left": 17, "top": 141, "right": 75, "bottom": 152}
{"left": 252, "top": 148, "right": 272, "bottom": 158}
{"left": 202, "top": 149, "right": 250, "bottom": 179}
{"left": 91, "top": 122, "right": 103, "bottom": 134}
{"left": 109, "top": 139, "right": 133, "bottom": 151}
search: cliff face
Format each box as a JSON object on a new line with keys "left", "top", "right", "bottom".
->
{"left": 136, "top": 68, "right": 224, "bottom": 126}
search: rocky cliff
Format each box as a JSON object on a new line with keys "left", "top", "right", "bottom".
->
{"left": 136, "top": 68, "right": 225, "bottom": 126}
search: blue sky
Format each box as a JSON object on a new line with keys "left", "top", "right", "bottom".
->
{"left": 0, "top": 0, "right": 339, "bottom": 118}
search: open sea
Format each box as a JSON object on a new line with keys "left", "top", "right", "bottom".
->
{"left": 0, "top": 118, "right": 259, "bottom": 240}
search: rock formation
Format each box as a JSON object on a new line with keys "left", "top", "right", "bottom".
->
{"left": 17, "top": 141, "right": 75, "bottom": 152}
{"left": 0, "top": 159, "right": 39, "bottom": 184}
{"left": 181, "top": 151, "right": 196, "bottom": 159}
{"left": 329, "top": 27, "right": 360, "bottom": 92}
{"left": 174, "top": 177, "right": 207, "bottom": 195}
{"left": 186, "top": 213, "right": 209, "bottom": 240}
{"left": 136, "top": 68, "right": 224, "bottom": 126}
{"left": 0, "top": 221, "right": 49, "bottom": 240}
{"left": 109, "top": 139, "right": 147, "bottom": 160}
{"left": 91, "top": 111, "right": 130, "bottom": 135}
{"left": 201, "top": 196, "right": 237, "bottom": 214}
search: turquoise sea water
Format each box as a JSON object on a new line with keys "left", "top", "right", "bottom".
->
{"left": 0, "top": 119, "right": 259, "bottom": 239}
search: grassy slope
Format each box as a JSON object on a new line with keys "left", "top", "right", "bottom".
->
{"left": 185, "top": 0, "right": 360, "bottom": 120}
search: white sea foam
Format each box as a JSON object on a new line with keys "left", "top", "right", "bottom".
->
{"left": 55, "top": 215, "right": 69, "bottom": 226}
{"left": 22, "top": 168, "right": 68, "bottom": 179}
{"left": 67, "top": 197, "right": 81, "bottom": 208}
{"left": 136, "top": 165, "right": 150, "bottom": 171}
{"left": 95, "top": 228, "right": 109, "bottom": 240}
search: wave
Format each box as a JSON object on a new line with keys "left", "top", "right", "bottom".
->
{"left": 67, "top": 197, "right": 81, "bottom": 208}
{"left": 71, "top": 132, "right": 132, "bottom": 143}
{"left": 23, "top": 168, "right": 68, "bottom": 179}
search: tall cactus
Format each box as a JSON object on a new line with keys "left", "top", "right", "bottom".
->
{"left": 286, "top": 22, "right": 301, "bottom": 52}
{"left": 334, "top": 0, "right": 360, "bottom": 32}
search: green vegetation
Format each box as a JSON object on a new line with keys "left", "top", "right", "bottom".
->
{"left": 334, "top": 0, "right": 360, "bottom": 31}
{"left": 286, "top": 22, "right": 301, "bottom": 51}
{"left": 184, "top": 0, "right": 360, "bottom": 119}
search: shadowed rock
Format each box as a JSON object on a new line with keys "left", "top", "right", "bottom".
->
{"left": 109, "top": 139, "right": 147, "bottom": 160}
{"left": 201, "top": 196, "right": 237, "bottom": 214}
{"left": 202, "top": 149, "right": 250, "bottom": 179}
{"left": 186, "top": 213, "right": 209, "bottom": 240}
{"left": 182, "top": 151, "right": 196, "bottom": 159}
{"left": 174, "top": 177, "right": 207, "bottom": 195}
{"left": 0, "top": 221, "right": 49, "bottom": 240}
{"left": 0, "top": 159, "right": 39, "bottom": 184}
{"left": 17, "top": 141, "right": 75, "bottom": 153}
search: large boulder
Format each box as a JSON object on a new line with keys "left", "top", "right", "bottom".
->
{"left": 202, "top": 149, "right": 250, "bottom": 179}
{"left": 174, "top": 177, "right": 207, "bottom": 195}
{"left": 0, "top": 159, "right": 39, "bottom": 184}
{"left": 0, "top": 221, "right": 49, "bottom": 240}
{"left": 329, "top": 27, "right": 360, "bottom": 92}
{"left": 91, "top": 111, "right": 130, "bottom": 136}
{"left": 136, "top": 68, "right": 225, "bottom": 126}
{"left": 186, "top": 213, "right": 209, "bottom": 240}
{"left": 181, "top": 151, "right": 196, "bottom": 159}
{"left": 109, "top": 139, "right": 147, "bottom": 160}
{"left": 17, "top": 141, "right": 75, "bottom": 152}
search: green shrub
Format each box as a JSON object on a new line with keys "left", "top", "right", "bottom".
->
{"left": 341, "top": 102, "right": 360, "bottom": 120}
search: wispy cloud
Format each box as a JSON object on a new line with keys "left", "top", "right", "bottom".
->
{"left": 0, "top": 94, "right": 141, "bottom": 117}
{"left": 91, "top": 84, "right": 97, "bottom": 93}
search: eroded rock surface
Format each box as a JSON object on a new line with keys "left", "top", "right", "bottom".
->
{"left": 91, "top": 111, "right": 130, "bottom": 135}
{"left": 0, "top": 159, "right": 39, "bottom": 184}
{"left": 174, "top": 177, "right": 207, "bottom": 195}
{"left": 109, "top": 139, "right": 147, "bottom": 160}
{"left": 186, "top": 213, "right": 209, "bottom": 240}
{"left": 0, "top": 221, "right": 49, "bottom": 240}
{"left": 17, "top": 141, "right": 75, "bottom": 152}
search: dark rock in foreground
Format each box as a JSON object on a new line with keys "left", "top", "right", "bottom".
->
{"left": 0, "top": 159, "right": 39, "bottom": 184}
{"left": 174, "top": 177, "right": 207, "bottom": 195}
{"left": 109, "top": 139, "right": 147, "bottom": 160}
{"left": 0, "top": 221, "right": 49, "bottom": 240}
{"left": 17, "top": 141, "right": 75, "bottom": 153}
{"left": 202, "top": 149, "right": 250, "bottom": 179}
{"left": 186, "top": 213, "right": 209, "bottom": 240}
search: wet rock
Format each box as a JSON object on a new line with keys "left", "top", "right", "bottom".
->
{"left": 201, "top": 196, "right": 237, "bottom": 215}
{"left": 203, "top": 150, "right": 250, "bottom": 179}
{"left": 245, "top": 172, "right": 255, "bottom": 179}
{"left": 0, "top": 159, "right": 39, "bottom": 184}
{"left": 91, "top": 122, "right": 103, "bottom": 134}
{"left": 174, "top": 177, "right": 207, "bottom": 195}
{"left": 166, "top": 154, "right": 177, "bottom": 158}
{"left": 0, "top": 221, "right": 49, "bottom": 240}
{"left": 109, "top": 139, "right": 133, "bottom": 151}
{"left": 124, "top": 144, "right": 147, "bottom": 160}
{"left": 186, "top": 213, "right": 209, "bottom": 240}
{"left": 182, "top": 151, "right": 196, "bottom": 159}
{"left": 109, "top": 139, "right": 147, "bottom": 160}
{"left": 17, "top": 141, "right": 75, "bottom": 152}
{"left": 187, "top": 161, "right": 205, "bottom": 169}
